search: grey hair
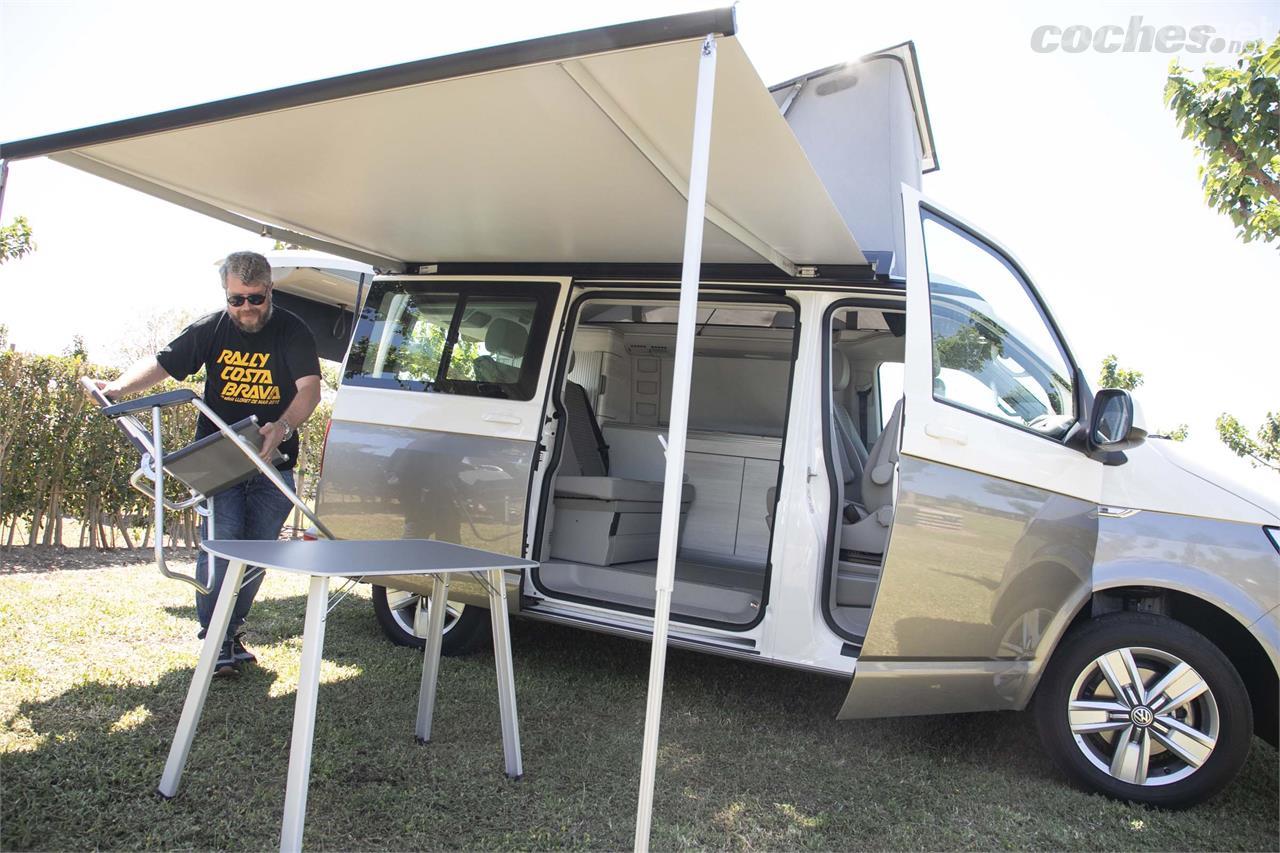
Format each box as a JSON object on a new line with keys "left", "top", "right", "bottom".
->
{"left": 219, "top": 251, "right": 273, "bottom": 288}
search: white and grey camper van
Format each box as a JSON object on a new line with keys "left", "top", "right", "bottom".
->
{"left": 4, "top": 8, "right": 1275, "bottom": 809}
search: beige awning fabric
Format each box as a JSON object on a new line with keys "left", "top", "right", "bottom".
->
{"left": 5, "top": 11, "right": 864, "bottom": 273}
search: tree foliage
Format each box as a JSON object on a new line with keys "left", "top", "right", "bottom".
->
{"left": 0, "top": 215, "right": 36, "bottom": 264}
{"left": 1216, "top": 411, "right": 1280, "bottom": 472}
{"left": 1099, "top": 354, "right": 1144, "bottom": 391}
{"left": 1165, "top": 37, "right": 1280, "bottom": 245}
{"left": 110, "top": 307, "right": 201, "bottom": 367}
{"left": 0, "top": 347, "right": 334, "bottom": 547}
{"left": 1097, "top": 355, "right": 1186, "bottom": 441}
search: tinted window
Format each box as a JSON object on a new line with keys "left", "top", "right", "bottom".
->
{"left": 344, "top": 281, "right": 557, "bottom": 400}
{"left": 922, "top": 214, "right": 1076, "bottom": 439}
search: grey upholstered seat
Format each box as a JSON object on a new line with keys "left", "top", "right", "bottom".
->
{"left": 550, "top": 356, "right": 692, "bottom": 564}
{"left": 831, "top": 351, "right": 870, "bottom": 506}
{"left": 839, "top": 398, "right": 903, "bottom": 555}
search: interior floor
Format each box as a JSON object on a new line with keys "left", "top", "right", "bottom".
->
{"left": 538, "top": 555, "right": 765, "bottom": 625}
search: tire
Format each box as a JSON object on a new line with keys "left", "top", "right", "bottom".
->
{"left": 371, "top": 585, "right": 490, "bottom": 656}
{"left": 1034, "top": 612, "right": 1253, "bottom": 808}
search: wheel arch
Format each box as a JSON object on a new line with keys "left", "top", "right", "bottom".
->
{"left": 1036, "top": 579, "right": 1278, "bottom": 747}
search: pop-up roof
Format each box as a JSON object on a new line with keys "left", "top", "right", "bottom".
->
{"left": 0, "top": 9, "right": 879, "bottom": 276}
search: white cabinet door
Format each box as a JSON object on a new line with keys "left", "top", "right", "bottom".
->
{"left": 735, "top": 459, "right": 778, "bottom": 561}
{"left": 680, "top": 452, "right": 744, "bottom": 555}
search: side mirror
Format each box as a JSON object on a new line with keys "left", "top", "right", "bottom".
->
{"left": 1088, "top": 389, "right": 1147, "bottom": 453}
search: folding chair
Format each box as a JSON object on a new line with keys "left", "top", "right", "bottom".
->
{"left": 80, "top": 378, "right": 335, "bottom": 592}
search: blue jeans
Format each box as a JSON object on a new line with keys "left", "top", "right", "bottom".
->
{"left": 196, "top": 470, "right": 295, "bottom": 640}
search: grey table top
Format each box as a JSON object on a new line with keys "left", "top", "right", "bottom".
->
{"left": 201, "top": 539, "right": 536, "bottom": 577}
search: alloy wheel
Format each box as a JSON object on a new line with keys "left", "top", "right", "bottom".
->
{"left": 1067, "top": 645, "right": 1219, "bottom": 787}
{"left": 383, "top": 588, "right": 464, "bottom": 638}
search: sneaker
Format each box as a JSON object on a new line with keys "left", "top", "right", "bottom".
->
{"left": 231, "top": 632, "right": 257, "bottom": 665}
{"left": 215, "top": 639, "right": 241, "bottom": 677}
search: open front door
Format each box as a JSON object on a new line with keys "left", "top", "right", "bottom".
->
{"left": 840, "top": 187, "right": 1101, "bottom": 719}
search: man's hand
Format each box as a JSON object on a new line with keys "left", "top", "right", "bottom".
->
{"left": 258, "top": 420, "right": 290, "bottom": 462}
{"left": 90, "top": 358, "right": 170, "bottom": 403}
{"left": 84, "top": 378, "right": 115, "bottom": 403}
{"left": 257, "top": 376, "right": 319, "bottom": 463}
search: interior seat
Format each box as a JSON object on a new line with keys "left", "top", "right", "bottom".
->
{"left": 839, "top": 398, "right": 903, "bottom": 556}
{"left": 831, "top": 351, "right": 870, "bottom": 508}
{"left": 473, "top": 318, "right": 526, "bottom": 384}
{"left": 550, "top": 353, "right": 693, "bottom": 565}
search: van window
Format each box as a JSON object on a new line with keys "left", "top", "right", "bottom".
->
{"left": 344, "top": 281, "right": 557, "bottom": 399}
{"left": 921, "top": 214, "right": 1076, "bottom": 438}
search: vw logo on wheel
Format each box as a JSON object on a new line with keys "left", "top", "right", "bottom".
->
{"left": 1130, "top": 705, "right": 1155, "bottom": 727}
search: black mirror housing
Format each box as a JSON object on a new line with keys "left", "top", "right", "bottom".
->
{"left": 1088, "top": 388, "right": 1147, "bottom": 454}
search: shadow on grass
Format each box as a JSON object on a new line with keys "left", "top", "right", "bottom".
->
{"left": 162, "top": 591, "right": 309, "bottom": 645}
{"left": 0, "top": 546, "right": 197, "bottom": 575}
{"left": 5, "top": 604, "right": 1278, "bottom": 851}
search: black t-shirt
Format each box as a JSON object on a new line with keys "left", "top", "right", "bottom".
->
{"left": 157, "top": 307, "right": 320, "bottom": 470}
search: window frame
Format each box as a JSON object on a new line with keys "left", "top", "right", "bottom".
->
{"left": 920, "top": 206, "right": 1082, "bottom": 444}
{"left": 342, "top": 280, "right": 559, "bottom": 400}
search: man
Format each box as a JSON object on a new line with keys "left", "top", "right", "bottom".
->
{"left": 95, "top": 251, "right": 321, "bottom": 676}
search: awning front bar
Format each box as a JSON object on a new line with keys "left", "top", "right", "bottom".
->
{"left": 0, "top": 8, "right": 737, "bottom": 162}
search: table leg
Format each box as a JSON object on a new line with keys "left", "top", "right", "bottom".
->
{"left": 158, "top": 559, "right": 246, "bottom": 798}
{"left": 280, "top": 575, "right": 329, "bottom": 853}
{"left": 414, "top": 574, "right": 450, "bottom": 743}
{"left": 486, "top": 569, "right": 523, "bottom": 780}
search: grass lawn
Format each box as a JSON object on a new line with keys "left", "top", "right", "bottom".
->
{"left": 1, "top": 549, "right": 1277, "bottom": 851}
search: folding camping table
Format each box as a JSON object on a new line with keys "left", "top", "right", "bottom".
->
{"left": 159, "top": 538, "right": 535, "bottom": 853}
{"left": 80, "top": 380, "right": 535, "bottom": 851}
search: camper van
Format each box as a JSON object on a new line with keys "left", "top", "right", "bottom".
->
{"left": 4, "top": 8, "right": 1275, "bottom": 810}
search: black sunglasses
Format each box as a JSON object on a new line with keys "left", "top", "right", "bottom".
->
{"left": 226, "top": 293, "right": 268, "bottom": 307}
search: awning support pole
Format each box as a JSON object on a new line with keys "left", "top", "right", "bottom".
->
{"left": 633, "top": 33, "right": 717, "bottom": 853}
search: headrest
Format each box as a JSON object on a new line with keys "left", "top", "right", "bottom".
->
{"left": 832, "top": 350, "right": 851, "bottom": 392}
{"left": 485, "top": 318, "right": 528, "bottom": 358}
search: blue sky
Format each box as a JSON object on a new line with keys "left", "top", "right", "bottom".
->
{"left": 1, "top": 0, "right": 1277, "bottom": 488}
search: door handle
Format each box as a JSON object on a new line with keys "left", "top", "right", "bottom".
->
{"left": 483, "top": 413, "right": 522, "bottom": 426}
{"left": 924, "top": 422, "right": 968, "bottom": 445}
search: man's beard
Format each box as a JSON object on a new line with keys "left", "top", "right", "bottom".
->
{"left": 228, "top": 302, "right": 273, "bottom": 333}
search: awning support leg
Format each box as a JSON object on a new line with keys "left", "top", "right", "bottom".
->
{"left": 633, "top": 33, "right": 717, "bottom": 853}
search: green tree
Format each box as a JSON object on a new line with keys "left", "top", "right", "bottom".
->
{"left": 1216, "top": 411, "right": 1280, "bottom": 472}
{"left": 1098, "top": 355, "right": 1187, "bottom": 441}
{"left": 320, "top": 361, "right": 342, "bottom": 392}
{"left": 64, "top": 336, "right": 89, "bottom": 361}
{"left": 1165, "top": 36, "right": 1280, "bottom": 245}
{"left": 1099, "top": 354, "right": 1144, "bottom": 391}
{"left": 0, "top": 215, "right": 36, "bottom": 264}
